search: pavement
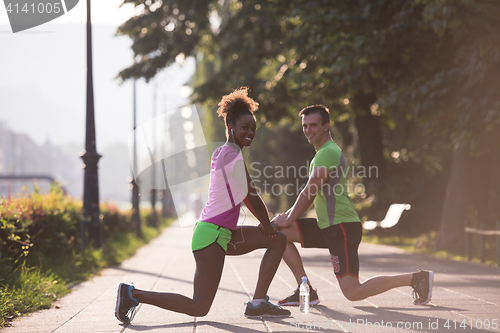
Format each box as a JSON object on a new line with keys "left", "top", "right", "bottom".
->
{"left": 4, "top": 216, "right": 500, "bottom": 333}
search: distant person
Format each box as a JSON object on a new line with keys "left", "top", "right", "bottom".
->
{"left": 273, "top": 104, "right": 433, "bottom": 307}
{"left": 115, "top": 87, "right": 290, "bottom": 324}
{"left": 191, "top": 189, "right": 203, "bottom": 220}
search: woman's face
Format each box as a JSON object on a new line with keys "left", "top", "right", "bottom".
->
{"left": 230, "top": 114, "right": 257, "bottom": 148}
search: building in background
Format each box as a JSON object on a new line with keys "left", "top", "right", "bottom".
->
{"left": 0, "top": 121, "right": 82, "bottom": 198}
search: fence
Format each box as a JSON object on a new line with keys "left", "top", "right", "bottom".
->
{"left": 0, "top": 174, "right": 68, "bottom": 196}
{"left": 464, "top": 220, "right": 500, "bottom": 265}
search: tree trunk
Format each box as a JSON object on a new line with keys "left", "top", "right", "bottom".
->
{"left": 435, "top": 127, "right": 500, "bottom": 253}
{"left": 435, "top": 144, "right": 471, "bottom": 253}
{"left": 352, "top": 90, "right": 386, "bottom": 193}
{"left": 485, "top": 128, "right": 500, "bottom": 228}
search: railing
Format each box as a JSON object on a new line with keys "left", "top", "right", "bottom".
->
{"left": 464, "top": 220, "right": 500, "bottom": 265}
{"left": 0, "top": 174, "right": 67, "bottom": 195}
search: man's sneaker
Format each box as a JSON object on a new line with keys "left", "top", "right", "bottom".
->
{"left": 411, "top": 270, "right": 434, "bottom": 305}
{"left": 115, "top": 283, "right": 139, "bottom": 323}
{"left": 278, "top": 288, "right": 320, "bottom": 306}
{"left": 244, "top": 296, "right": 291, "bottom": 318}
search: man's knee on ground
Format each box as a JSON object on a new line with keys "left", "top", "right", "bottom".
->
{"left": 341, "top": 288, "right": 364, "bottom": 302}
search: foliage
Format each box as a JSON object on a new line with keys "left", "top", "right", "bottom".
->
{"left": 363, "top": 230, "right": 500, "bottom": 266}
{"left": 0, "top": 265, "right": 69, "bottom": 328}
{"left": 0, "top": 184, "right": 81, "bottom": 281}
{"left": 116, "top": 0, "right": 213, "bottom": 81}
{"left": 0, "top": 185, "right": 172, "bottom": 327}
{"left": 116, "top": 0, "right": 500, "bottom": 243}
{"left": 118, "top": 0, "right": 500, "bottom": 152}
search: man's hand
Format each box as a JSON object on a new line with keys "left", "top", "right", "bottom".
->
{"left": 273, "top": 213, "right": 289, "bottom": 229}
{"left": 258, "top": 221, "right": 279, "bottom": 237}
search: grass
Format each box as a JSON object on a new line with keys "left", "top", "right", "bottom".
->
{"left": 362, "top": 231, "right": 500, "bottom": 266}
{"left": 0, "top": 266, "right": 69, "bottom": 324}
{"left": 0, "top": 216, "right": 174, "bottom": 328}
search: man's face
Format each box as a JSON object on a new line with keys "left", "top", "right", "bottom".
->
{"left": 302, "top": 113, "right": 328, "bottom": 145}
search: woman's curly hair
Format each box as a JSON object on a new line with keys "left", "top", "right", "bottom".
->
{"left": 216, "top": 87, "right": 259, "bottom": 127}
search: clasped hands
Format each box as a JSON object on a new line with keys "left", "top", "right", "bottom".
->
{"left": 258, "top": 212, "right": 288, "bottom": 237}
{"left": 271, "top": 213, "right": 288, "bottom": 228}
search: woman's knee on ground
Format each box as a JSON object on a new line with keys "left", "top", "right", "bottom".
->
{"left": 188, "top": 301, "right": 212, "bottom": 317}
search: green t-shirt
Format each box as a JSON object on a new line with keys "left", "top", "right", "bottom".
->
{"left": 310, "top": 140, "right": 361, "bottom": 229}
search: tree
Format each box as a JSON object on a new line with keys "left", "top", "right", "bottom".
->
{"left": 396, "top": 0, "right": 500, "bottom": 252}
{"left": 117, "top": 0, "right": 213, "bottom": 81}
{"left": 117, "top": 0, "right": 500, "bottom": 251}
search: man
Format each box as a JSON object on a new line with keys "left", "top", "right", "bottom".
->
{"left": 273, "top": 104, "right": 433, "bottom": 306}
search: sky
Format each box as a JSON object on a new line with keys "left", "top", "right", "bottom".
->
{"left": 0, "top": 0, "right": 196, "bottom": 203}
{"left": 0, "top": 0, "right": 196, "bottom": 151}
{"left": 1, "top": 0, "right": 137, "bottom": 26}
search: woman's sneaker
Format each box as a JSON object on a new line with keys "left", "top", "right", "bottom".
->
{"left": 244, "top": 296, "right": 291, "bottom": 318}
{"left": 278, "top": 288, "right": 320, "bottom": 306}
{"left": 411, "top": 270, "right": 434, "bottom": 305}
{"left": 115, "top": 283, "right": 139, "bottom": 323}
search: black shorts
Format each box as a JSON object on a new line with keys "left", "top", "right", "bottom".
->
{"left": 296, "top": 218, "right": 362, "bottom": 278}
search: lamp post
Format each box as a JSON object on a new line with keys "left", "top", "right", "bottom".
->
{"left": 160, "top": 82, "right": 173, "bottom": 218}
{"left": 131, "top": 79, "right": 142, "bottom": 237}
{"left": 81, "top": 0, "right": 101, "bottom": 247}
{"left": 150, "top": 78, "right": 158, "bottom": 227}
{"left": 157, "top": 82, "right": 192, "bottom": 218}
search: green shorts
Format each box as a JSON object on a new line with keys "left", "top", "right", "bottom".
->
{"left": 191, "top": 221, "right": 232, "bottom": 252}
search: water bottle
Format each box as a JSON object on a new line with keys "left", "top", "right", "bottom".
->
{"left": 299, "top": 276, "right": 310, "bottom": 313}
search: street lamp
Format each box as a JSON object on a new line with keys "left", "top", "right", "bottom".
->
{"left": 81, "top": 0, "right": 101, "bottom": 248}
{"left": 131, "top": 79, "right": 142, "bottom": 237}
{"left": 157, "top": 81, "right": 192, "bottom": 218}
{"left": 150, "top": 78, "right": 158, "bottom": 227}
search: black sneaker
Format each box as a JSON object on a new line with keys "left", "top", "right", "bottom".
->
{"left": 244, "top": 296, "right": 291, "bottom": 318}
{"left": 411, "top": 270, "right": 434, "bottom": 305}
{"left": 278, "top": 288, "right": 320, "bottom": 306}
{"left": 115, "top": 283, "right": 139, "bottom": 323}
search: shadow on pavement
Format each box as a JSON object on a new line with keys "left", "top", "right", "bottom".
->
{"left": 113, "top": 266, "right": 249, "bottom": 297}
{"left": 123, "top": 318, "right": 294, "bottom": 332}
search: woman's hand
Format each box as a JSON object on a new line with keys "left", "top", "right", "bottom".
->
{"left": 258, "top": 221, "right": 280, "bottom": 237}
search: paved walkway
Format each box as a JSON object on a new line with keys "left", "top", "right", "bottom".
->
{"left": 4, "top": 216, "right": 500, "bottom": 332}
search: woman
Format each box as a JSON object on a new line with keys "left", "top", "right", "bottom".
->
{"left": 115, "top": 87, "right": 290, "bottom": 323}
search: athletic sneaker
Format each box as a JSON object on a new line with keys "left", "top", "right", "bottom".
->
{"left": 278, "top": 288, "right": 320, "bottom": 306}
{"left": 115, "top": 283, "right": 139, "bottom": 323}
{"left": 411, "top": 270, "right": 434, "bottom": 305}
{"left": 244, "top": 296, "right": 291, "bottom": 318}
